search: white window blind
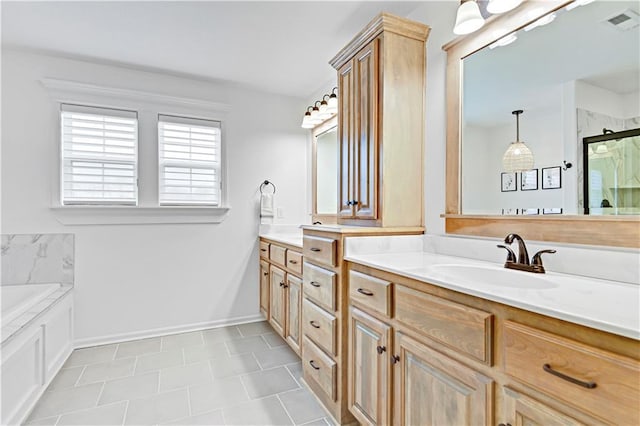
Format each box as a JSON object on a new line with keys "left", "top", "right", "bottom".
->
{"left": 61, "top": 104, "right": 138, "bottom": 205}
{"left": 158, "top": 115, "right": 222, "bottom": 206}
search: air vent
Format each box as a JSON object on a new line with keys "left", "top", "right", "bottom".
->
{"left": 602, "top": 9, "right": 639, "bottom": 31}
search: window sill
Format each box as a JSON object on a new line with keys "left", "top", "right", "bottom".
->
{"left": 51, "top": 205, "right": 231, "bottom": 225}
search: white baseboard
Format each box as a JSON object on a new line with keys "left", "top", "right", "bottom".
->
{"left": 73, "top": 314, "right": 265, "bottom": 349}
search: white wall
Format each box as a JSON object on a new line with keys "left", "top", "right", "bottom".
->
{"left": 1, "top": 50, "right": 309, "bottom": 344}
{"left": 576, "top": 80, "right": 640, "bottom": 120}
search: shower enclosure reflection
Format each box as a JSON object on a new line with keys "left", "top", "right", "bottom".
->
{"left": 584, "top": 128, "right": 640, "bottom": 215}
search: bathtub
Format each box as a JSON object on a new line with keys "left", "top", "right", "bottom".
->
{"left": 2, "top": 283, "right": 60, "bottom": 325}
{"left": 1, "top": 284, "right": 73, "bottom": 425}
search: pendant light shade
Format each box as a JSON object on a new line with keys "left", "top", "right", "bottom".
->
{"left": 454, "top": 1, "right": 485, "bottom": 35}
{"left": 502, "top": 110, "right": 535, "bottom": 172}
{"left": 487, "top": 0, "right": 523, "bottom": 14}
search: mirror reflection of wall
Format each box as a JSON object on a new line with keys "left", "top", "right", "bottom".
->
{"left": 461, "top": 0, "right": 640, "bottom": 216}
{"left": 315, "top": 127, "right": 338, "bottom": 216}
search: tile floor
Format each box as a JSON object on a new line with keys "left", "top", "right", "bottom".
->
{"left": 25, "top": 322, "right": 333, "bottom": 426}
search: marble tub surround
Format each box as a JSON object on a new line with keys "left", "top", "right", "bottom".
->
{"left": 1, "top": 284, "right": 73, "bottom": 346}
{"left": 343, "top": 235, "right": 639, "bottom": 340}
{"left": 259, "top": 224, "right": 303, "bottom": 248}
{"left": 1, "top": 234, "right": 74, "bottom": 285}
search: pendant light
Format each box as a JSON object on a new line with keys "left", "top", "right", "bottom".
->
{"left": 487, "top": 0, "right": 523, "bottom": 14}
{"left": 502, "top": 110, "right": 534, "bottom": 172}
{"left": 453, "top": 0, "right": 485, "bottom": 35}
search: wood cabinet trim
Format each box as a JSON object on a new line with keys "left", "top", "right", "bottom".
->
{"left": 330, "top": 12, "right": 430, "bottom": 69}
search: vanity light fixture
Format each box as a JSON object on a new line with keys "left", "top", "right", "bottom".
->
{"left": 566, "top": 0, "right": 594, "bottom": 11}
{"left": 487, "top": 0, "right": 523, "bottom": 14}
{"left": 453, "top": 0, "right": 485, "bottom": 35}
{"left": 524, "top": 12, "right": 557, "bottom": 31}
{"left": 489, "top": 33, "right": 518, "bottom": 49}
{"left": 502, "top": 109, "right": 535, "bottom": 172}
{"left": 300, "top": 87, "right": 338, "bottom": 129}
{"left": 326, "top": 87, "right": 338, "bottom": 115}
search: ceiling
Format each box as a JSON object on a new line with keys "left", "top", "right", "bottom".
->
{"left": 463, "top": 0, "right": 640, "bottom": 127}
{"left": 1, "top": 1, "right": 423, "bottom": 99}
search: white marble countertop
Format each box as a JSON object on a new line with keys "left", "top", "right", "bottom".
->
{"left": 344, "top": 250, "right": 640, "bottom": 340}
{"left": 258, "top": 225, "right": 303, "bottom": 249}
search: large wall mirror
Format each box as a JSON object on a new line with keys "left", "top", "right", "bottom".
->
{"left": 444, "top": 0, "right": 640, "bottom": 247}
{"left": 312, "top": 117, "right": 338, "bottom": 223}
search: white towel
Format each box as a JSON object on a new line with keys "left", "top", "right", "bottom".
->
{"left": 260, "top": 193, "right": 275, "bottom": 218}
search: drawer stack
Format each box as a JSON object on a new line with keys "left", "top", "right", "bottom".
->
{"left": 301, "top": 234, "right": 352, "bottom": 423}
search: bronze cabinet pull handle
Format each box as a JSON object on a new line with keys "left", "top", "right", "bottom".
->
{"left": 279, "top": 282, "right": 285, "bottom": 287}
{"left": 498, "top": 424, "right": 512, "bottom": 426}
{"left": 391, "top": 355, "right": 400, "bottom": 364}
{"left": 309, "top": 360, "right": 320, "bottom": 370}
{"left": 542, "top": 364, "right": 597, "bottom": 389}
{"left": 310, "top": 248, "right": 321, "bottom": 252}
{"left": 263, "top": 272, "right": 268, "bottom": 276}
{"left": 376, "top": 345, "right": 386, "bottom": 354}
{"left": 289, "top": 260, "right": 298, "bottom": 264}
{"left": 357, "top": 288, "right": 374, "bottom": 296}
{"left": 310, "top": 281, "right": 321, "bottom": 287}
{"left": 309, "top": 321, "right": 320, "bottom": 329}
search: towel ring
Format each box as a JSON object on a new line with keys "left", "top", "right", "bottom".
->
{"left": 260, "top": 180, "right": 276, "bottom": 194}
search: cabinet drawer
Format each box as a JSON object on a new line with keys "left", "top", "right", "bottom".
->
{"left": 269, "top": 244, "right": 286, "bottom": 267}
{"left": 504, "top": 321, "right": 640, "bottom": 424}
{"left": 303, "top": 299, "right": 337, "bottom": 355}
{"left": 349, "top": 270, "right": 392, "bottom": 317}
{"left": 303, "top": 336, "right": 337, "bottom": 401}
{"left": 303, "top": 236, "right": 337, "bottom": 267}
{"left": 395, "top": 285, "right": 493, "bottom": 364}
{"left": 259, "top": 241, "right": 270, "bottom": 258}
{"left": 286, "top": 250, "right": 303, "bottom": 275}
{"left": 303, "top": 262, "right": 337, "bottom": 311}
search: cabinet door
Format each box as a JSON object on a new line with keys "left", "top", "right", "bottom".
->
{"left": 501, "top": 386, "right": 598, "bottom": 426}
{"left": 393, "top": 332, "right": 494, "bottom": 426}
{"left": 260, "top": 260, "right": 270, "bottom": 319}
{"left": 353, "top": 39, "right": 379, "bottom": 220}
{"left": 338, "top": 59, "right": 355, "bottom": 218}
{"left": 348, "top": 307, "right": 391, "bottom": 426}
{"left": 285, "top": 275, "right": 302, "bottom": 355}
{"left": 269, "top": 266, "right": 286, "bottom": 337}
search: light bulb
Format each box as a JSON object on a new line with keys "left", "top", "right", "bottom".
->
{"left": 454, "top": 1, "right": 485, "bottom": 35}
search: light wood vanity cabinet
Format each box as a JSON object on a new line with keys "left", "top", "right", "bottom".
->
{"left": 259, "top": 238, "right": 304, "bottom": 356}
{"left": 346, "top": 263, "right": 640, "bottom": 426}
{"left": 348, "top": 307, "right": 391, "bottom": 426}
{"left": 268, "top": 265, "right": 286, "bottom": 337}
{"left": 259, "top": 260, "right": 269, "bottom": 318}
{"left": 394, "top": 332, "right": 494, "bottom": 426}
{"left": 330, "top": 13, "right": 430, "bottom": 228}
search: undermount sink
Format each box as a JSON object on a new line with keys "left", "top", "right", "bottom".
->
{"left": 427, "top": 264, "right": 559, "bottom": 290}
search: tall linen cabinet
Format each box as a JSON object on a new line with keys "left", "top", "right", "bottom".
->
{"left": 330, "top": 13, "right": 430, "bottom": 228}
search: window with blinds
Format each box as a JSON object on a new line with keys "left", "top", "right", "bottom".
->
{"left": 61, "top": 104, "right": 138, "bottom": 205}
{"left": 158, "top": 115, "right": 222, "bottom": 206}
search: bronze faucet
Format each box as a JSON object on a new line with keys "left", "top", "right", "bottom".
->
{"left": 497, "top": 234, "right": 556, "bottom": 273}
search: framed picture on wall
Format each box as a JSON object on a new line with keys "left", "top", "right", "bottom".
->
{"left": 501, "top": 172, "right": 517, "bottom": 192}
{"left": 542, "top": 166, "right": 562, "bottom": 189}
{"left": 520, "top": 169, "right": 538, "bottom": 191}
{"left": 543, "top": 208, "right": 563, "bottom": 214}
